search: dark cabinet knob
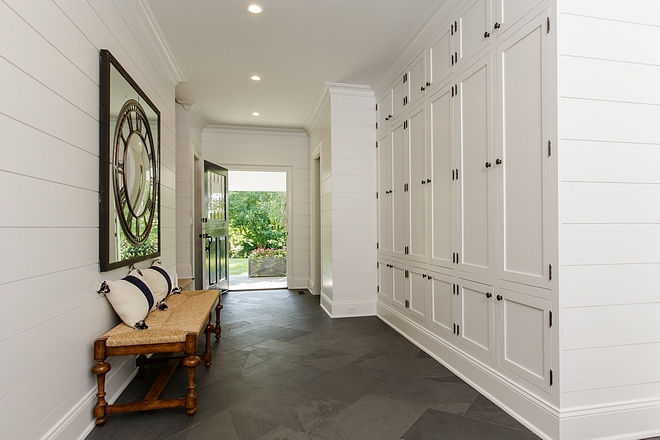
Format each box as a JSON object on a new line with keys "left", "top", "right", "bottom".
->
{"left": 421, "top": 180, "right": 426, "bottom": 184}
{"left": 496, "top": 158, "right": 502, "bottom": 165}
{"left": 484, "top": 31, "right": 490, "bottom": 38}
{"left": 485, "top": 162, "right": 492, "bottom": 168}
{"left": 497, "top": 295, "right": 503, "bottom": 301}
{"left": 421, "top": 86, "right": 425, "bottom": 91}
{"left": 426, "top": 82, "right": 431, "bottom": 87}
{"left": 486, "top": 292, "right": 492, "bottom": 299}
{"left": 426, "top": 178, "right": 431, "bottom": 183}
{"left": 494, "top": 22, "right": 501, "bottom": 29}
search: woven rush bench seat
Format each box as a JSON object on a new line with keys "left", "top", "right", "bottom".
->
{"left": 92, "top": 290, "right": 222, "bottom": 426}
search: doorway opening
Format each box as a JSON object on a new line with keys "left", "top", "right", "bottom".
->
{"left": 228, "top": 170, "right": 287, "bottom": 290}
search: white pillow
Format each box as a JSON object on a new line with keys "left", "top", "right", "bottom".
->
{"left": 140, "top": 261, "right": 179, "bottom": 309}
{"left": 97, "top": 271, "right": 156, "bottom": 330}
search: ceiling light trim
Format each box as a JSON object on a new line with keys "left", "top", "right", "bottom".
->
{"left": 205, "top": 125, "right": 307, "bottom": 138}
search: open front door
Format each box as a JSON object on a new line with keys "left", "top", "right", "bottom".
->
{"left": 202, "top": 161, "right": 228, "bottom": 292}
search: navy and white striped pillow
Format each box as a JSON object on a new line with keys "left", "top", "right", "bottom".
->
{"left": 140, "top": 261, "right": 180, "bottom": 310}
{"left": 97, "top": 271, "right": 156, "bottom": 330}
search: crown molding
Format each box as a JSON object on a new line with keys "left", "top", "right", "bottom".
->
{"left": 324, "top": 82, "right": 374, "bottom": 97}
{"left": 129, "top": 0, "right": 186, "bottom": 86}
{"left": 304, "top": 83, "right": 331, "bottom": 134}
{"left": 204, "top": 125, "right": 307, "bottom": 138}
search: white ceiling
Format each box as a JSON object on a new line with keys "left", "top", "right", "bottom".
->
{"left": 147, "top": 0, "right": 441, "bottom": 130}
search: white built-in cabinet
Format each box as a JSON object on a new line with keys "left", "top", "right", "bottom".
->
{"left": 377, "top": 0, "right": 554, "bottom": 397}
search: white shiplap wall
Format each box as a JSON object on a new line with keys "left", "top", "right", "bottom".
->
{"left": 175, "top": 102, "right": 205, "bottom": 280}
{"left": 557, "top": 1, "right": 660, "bottom": 438}
{"left": 202, "top": 126, "right": 310, "bottom": 289}
{"left": 307, "top": 83, "right": 378, "bottom": 317}
{"left": 0, "top": 0, "right": 179, "bottom": 438}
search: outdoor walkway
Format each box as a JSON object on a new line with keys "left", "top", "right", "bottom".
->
{"left": 229, "top": 273, "right": 287, "bottom": 291}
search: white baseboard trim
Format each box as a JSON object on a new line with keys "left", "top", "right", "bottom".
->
{"left": 43, "top": 356, "right": 138, "bottom": 440}
{"left": 320, "top": 292, "right": 376, "bottom": 318}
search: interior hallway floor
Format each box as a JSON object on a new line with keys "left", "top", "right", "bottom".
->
{"left": 86, "top": 289, "right": 545, "bottom": 440}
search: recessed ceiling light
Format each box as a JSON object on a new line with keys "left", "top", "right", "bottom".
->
{"left": 250, "top": 75, "right": 261, "bottom": 81}
{"left": 252, "top": 112, "right": 260, "bottom": 116}
{"left": 247, "top": 4, "right": 262, "bottom": 14}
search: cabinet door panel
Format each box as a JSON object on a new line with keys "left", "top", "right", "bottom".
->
{"left": 409, "top": 105, "right": 427, "bottom": 264}
{"left": 498, "top": 287, "right": 552, "bottom": 393}
{"left": 458, "top": 0, "right": 492, "bottom": 67}
{"left": 391, "top": 75, "right": 405, "bottom": 121}
{"left": 378, "top": 92, "right": 391, "bottom": 130}
{"left": 378, "top": 132, "right": 392, "bottom": 256}
{"left": 429, "top": 86, "right": 454, "bottom": 268}
{"left": 430, "top": 271, "right": 455, "bottom": 339}
{"left": 378, "top": 262, "right": 393, "bottom": 302}
{"left": 408, "top": 267, "right": 429, "bottom": 325}
{"left": 392, "top": 121, "right": 408, "bottom": 259}
{"left": 494, "top": 0, "right": 542, "bottom": 35}
{"left": 392, "top": 265, "right": 408, "bottom": 310}
{"left": 497, "top": 13, "right": 550, "bottom": 288}
{"left": 458, "top": 279, "right": 495, "bottom": 361}
{"left": 409, "top": 51, "right": 426, "bottom": 106}
{"left": 456, "top": 53, "right": 494, "bottom": 277}
{"left": 429, "top": 26, "right": 453, "bottom": 90}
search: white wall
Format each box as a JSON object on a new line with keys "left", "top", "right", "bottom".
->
{"left": 0, "top": 0, "right": 180, "bottom": 438}
{"left": 556, "top": 1, "right": 660, "bottom": 437}
{"left": 306, "top": 83, "right": 378, "bottom": 317}
{"left": 202, "top": 126, "right": 310, "bottom": 289}
{"left": 175, "top": 102, "right": 206, "bottom": 280}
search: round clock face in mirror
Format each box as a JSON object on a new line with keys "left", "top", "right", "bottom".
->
{"left": 113, "top": 99, "right": 158, "bottom": 246}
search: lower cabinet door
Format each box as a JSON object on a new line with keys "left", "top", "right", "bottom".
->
{"left": 378, "top": 262, "right": 393, "bottom": 302}
{"left": 408, "top": 267, "right": 429, "bottom": 325}
{"left": 498, "top": 286, "right": 553, "bottom": 393}
{"left": 457, "top": 278, "right": 495, "bottom": 361}
{"left": 392, "top": 265, "right": 408, "bottom": 311}
{"left": 429, "top": 271, "right": 456, "bottom": 340}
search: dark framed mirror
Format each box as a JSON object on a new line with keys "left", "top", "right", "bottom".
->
{"left": 99, "top": 49, "right": 160, "bottom": 272}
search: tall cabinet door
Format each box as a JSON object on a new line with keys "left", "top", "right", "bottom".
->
{"left": 493, "top": 0, "right": 542, "bottom": 35}
{"left": 408, "top": 105, "right": 428, "bottom": 264}
{"left": 392, "top": 120, "right": 409, "bottom": 260}
{"left": 378, "top": 132, "right": 392, "bottom": 258}
{"left": 456, "top": 0, "right": 492, "bottom": 67}
{"left": 428, "top": 25, "right": 453, "bottom": 92}
{"left": 429, "top": 85, "right": 454, "bottom": 269}
{"left": 455, "top": 53, "right": 494, "bottom": 278}
{"left": 496, "top": 13, "right": 551, "bottom": 289}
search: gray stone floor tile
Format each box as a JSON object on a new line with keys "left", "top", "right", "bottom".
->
{"left": 86, "top": 405, "right": 179, "bottom": 440}
{"left": 463, "top": 393, "right": 529, "bottom": 431}
{"left": 259, "top": 425, "right": 325, "bottom": 440}
{"left": 400, "top": 408, "right": 540, "bottom": 440}
{"left": 371, "top": 373, "right": 479, "bottom": 415}
{"left": 423, "top": 363, "right": 467, "bottom": 385}
{"left": 231, "top": 385, "right": 350, "bottom": 434}
{"left": 293, "top": 348, "right": 370, "bottom": 371}
{"left": 294, "top": 364, "right": 393, "bottom": 404}
{"left": 159, "top": 409, "right": 277, "bottom": 440}
{"left": 355, "top": 352, "right": 439, "bottom": 378}
{"left": 243, "top": 325, "right": 312, "bottom": 342}
{"left": 311, "top": 394, "right": 427, "bottom": 440}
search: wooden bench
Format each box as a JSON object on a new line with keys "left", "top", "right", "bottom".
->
{"left": 92, "top": 290, "right": 222, "bottom": 426}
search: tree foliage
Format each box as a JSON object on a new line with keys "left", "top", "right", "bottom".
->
{"left": 228, "top": 191, "right": 286, "bottom": 257}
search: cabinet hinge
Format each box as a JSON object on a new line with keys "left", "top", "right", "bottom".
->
{"left": 404, "top": 183, "right": 409, "bottom": 192}
{"left": 452, "top": 169, "right": 455, "bottom": 180}
{"left": 376, "top": 141, "right": 379, "bottom": 148}
{"left": 547, "top": 17, "right": 551, "bottom": 34}
{"left": 377, "top": 285, "right": 380, "bottom": 293}
{"left": 550, "top": 369, "right": 554, "bottom": 386}
{"left": 549, "top": 311, "right": 553, "bottom": 328}
{"left": 405, "top": 299, "right": 410, "bottom": 308}
{"left": 376, "top": 104, "right": 378, "bottom": 111}
{"left": 454, "top": 84, "right": 458, "bottom": 96}
{"left": 404, "top": 120, "right": 408, "bottom": 129}
{"left": 548, "top": 140, "right": 552, "bottom": 157}
{"left": 405, "top": 269, "right": 409, "bottom": 278}
{"left": 405, "top": 246, "right": 409, "bottom": 255}
{"left": 456, "top": 252, "right": 459, "bottom": 264}
{"left": 549, "top": 264, "right": 553, "bottom": 280}
{"left": 457, "top": 324, "right": 460, "bottom": 336}
{"left": 403, "top": 73, "right": 408, "bottom": 83}
{"left": 376, "top": 242, "right": 379, "bottom": 249}
{"left": 376, "top": 191, "right": 378, "bottom": 199}
{"left": 451, "top": 86, "right": 455, "bottom": 97}
{"left": 451, "top": 23, "right": 454, "bottom": 35}
{"left": 377, "top": 262, "right": 380, "bottom": 269}
{"left": 376, "top": 122, "right": 379, "bottom": 129}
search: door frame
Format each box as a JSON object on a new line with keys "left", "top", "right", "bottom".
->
{"left": 225, "top": 164, "right": 293, "bottom": 289}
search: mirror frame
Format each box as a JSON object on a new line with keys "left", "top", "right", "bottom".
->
{"left": 99, "top": 49, "right": 161, "bottom": 272}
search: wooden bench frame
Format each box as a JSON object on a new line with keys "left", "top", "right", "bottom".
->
{"left": 92, "top": 298, "right": 222, "bottom": 426}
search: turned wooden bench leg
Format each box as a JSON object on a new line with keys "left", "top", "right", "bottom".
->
{"left": 183, "top": 333, "right": 200, "bottom": 417}
{"left": 203, "top": 321, "right": 213, "bottom": 368}
{"left": 136, "top": 354, "right": 148, "bottom": 374}
{"left": 214, "top": 302, "right": 223, "bottom": 339}
{"left": 92, "top": 339, "right": 110, "bottom": 426}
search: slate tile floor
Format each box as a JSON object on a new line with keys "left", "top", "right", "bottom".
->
{"left": 87, "top": 289, "right": 542, "bottom": 440}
